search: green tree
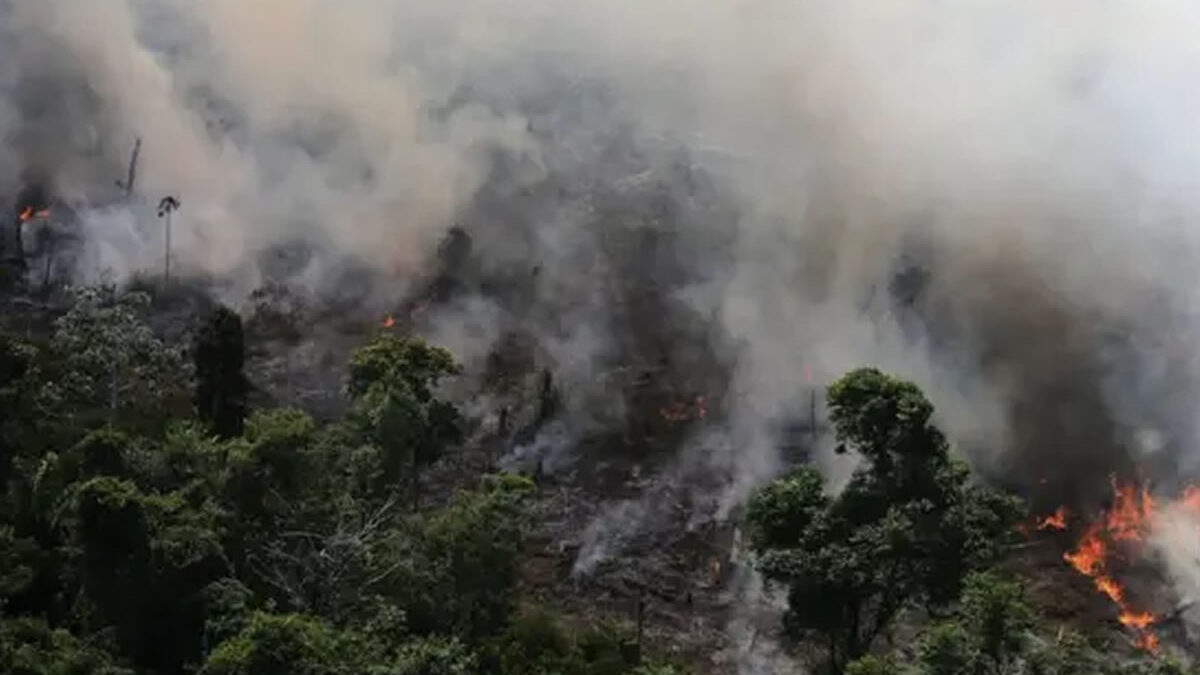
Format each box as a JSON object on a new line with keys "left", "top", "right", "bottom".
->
{"left": 221, "top": 409, "right": 333, "bottom": 610}
{"left": 1025, "top": 629, "right": 1092, "bottom": 675}
{"left": 389, "top": 474, "right": 534, "bottom": 639}
{"left": 72, "top": 477, "right": 152, "bottom": 655}
{"left": 488, "top": 606, "right": 575, "bottom": 675}
{"left": 194, "top": 306, "right": 249, "bottom": 439}
{"left": 918, "top": 622, "right": 977, "bottom": 675}
{"left": 0, "top": 617, "right": 132, "bottom": 675}
{"left": 200, "top": 612, "right": 372, "bottom": 675}
{"left": 0, "top": 333, "right": 40, "bottom": 482}
{"left": 846, "top": 655, "right": 905, "bottom": 675}
{"left": 68, "top": 475, "right": 227, "bottom": 673}
{"left": 44, "top": 285, "right": 188, "bottom": 432}
{"left": 347, "top": 335, "right": 463, "bottom": 509}
{"left": 392, "top": 636, "right": 479, "bottom": 675}
{"left": 572, "top": 622, "right": 641, "bottom": 675}
{"left": 958, "top": 572, "right": 1033, "bottom": 674}
{"left": 746, "top": 368, "right": 1022, "bottom": 674}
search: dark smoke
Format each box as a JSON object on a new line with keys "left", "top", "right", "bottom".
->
{"left": 7, "top": 1, "right": 1200, "bottom": 667}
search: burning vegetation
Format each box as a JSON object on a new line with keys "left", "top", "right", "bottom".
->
{"left": 8, "top": 2, "right": 1200, "bottom": 674}
{"left": 1031, "top": 477, "right": 1200, "bottom": 654}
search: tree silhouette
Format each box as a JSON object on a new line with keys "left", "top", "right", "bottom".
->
{"left": 157, "top": 195, "right": 180, "bottom": 282}
{"left": 194, "top": 306, "right": 249, "bottom": 439}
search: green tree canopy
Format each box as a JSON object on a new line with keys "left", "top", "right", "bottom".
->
{"left": 347, "top": 335, "right": 464, "bottom": 508}
{"left": 747, "top": 368, "right": 1022, "bottom": 674}
{"left": 44, "top": 285, "right": 189, "bottom": 433}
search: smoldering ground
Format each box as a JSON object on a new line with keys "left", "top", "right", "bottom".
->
{"left": 8, "top": 0, "right": 1200, "bottom": 659}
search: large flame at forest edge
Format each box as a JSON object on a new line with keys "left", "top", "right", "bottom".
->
{"left": 1039, "top": 479, "right": 1200, "bottom": 652}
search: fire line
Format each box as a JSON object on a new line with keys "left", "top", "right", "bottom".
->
{"left": 1045, "top": 475, "right": 1200, "bottom": 653}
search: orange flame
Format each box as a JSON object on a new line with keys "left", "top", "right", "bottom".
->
{"left": 381, "top": 316, "right": 396, "bottom": 328}
{"left": 1058, "top": 478, "right": 1164, "bottom": 652}
{"left": 1106, "top": 481, "right": 1156, "bottom": 543}
{"left": 1037, "top": 506, "right": 1067, "bottom": 531}
{"left": 1120, "top": 610, "right": 1155, "bottom": 631}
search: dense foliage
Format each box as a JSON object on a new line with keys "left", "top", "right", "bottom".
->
{"left": 2, "top": 288, "right": 1193, "bottom": 675}
{"left": 0, "top": 286, "right": 674, "bottom": 675}
{"left": 747, "top": 368, "right": 1024, "bottom": 673}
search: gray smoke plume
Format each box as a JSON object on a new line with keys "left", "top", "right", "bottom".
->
{"left": 8, "top": 0, "right": 1200, "bottom": 667}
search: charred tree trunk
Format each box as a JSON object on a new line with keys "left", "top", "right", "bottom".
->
{"left": 537, "top": 368, "right": 557, "bottom": 422}
{"left": 118, "top": 138, "right": 141, "bottom": 197}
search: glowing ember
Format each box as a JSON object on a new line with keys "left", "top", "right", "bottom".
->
{"left": 659, "top": 395, "right": 707, "bottom": 423}
{"left": 1134, "top": 632, "right": 1161, "bottom": 652}
{"left": 381, "top": 316, "right": 396, "bottom": 328}
{"left": 1037, "top": 506, "right": 1067, "bottom": 531}
{"left": 17, "top": 206, "right": 49, "bottom": 222}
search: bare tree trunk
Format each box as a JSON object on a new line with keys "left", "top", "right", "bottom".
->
{"left": 122, "top": 138, "right": 141, "bottom": 197}
{"left": 164, "top": 211, "right": 171, "bottom": 283}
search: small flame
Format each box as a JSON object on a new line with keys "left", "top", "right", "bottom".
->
{"left": 1106, "top": 480, "right": 1155, "bottom": 543}
{"left": 1180, "top": 485, "right": 1200, "bottom": 513}
{"left": 381, "top": 315, "right": 396, "bottom": 328}
{"left": 1095, "top": 576, "right": 1124, "bottom": 605}
{"left": 1134, "top": 632, "right": 1161, "bottom": 652}
{"left": 1037, "top": 506, "right": 1067, "bottom": 531}
{"left": 1120, "top": 611, "right": 1155, "bottom": 631}
{"left": 17, "top": 206, "right": 49, "bottom": 222}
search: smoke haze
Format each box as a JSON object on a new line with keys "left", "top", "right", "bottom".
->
{"left": 7, "top": 0, "right": 1200, "bottom": 665}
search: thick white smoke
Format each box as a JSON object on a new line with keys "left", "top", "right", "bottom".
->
{"left": 9, "top": 0, "right": 1200, "bottom": 667}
